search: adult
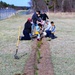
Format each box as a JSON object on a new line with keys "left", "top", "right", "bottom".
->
{"left": 32, "top": 10, "right": 41, "bottom": 33}
{"left": 32, "top": 10, "right": 41, "bottom": 25}
{"left": 20, "top": 18, "right": 32, "bottom": 40}
{"left": 41, "top": 11, "right": 49, "bottom": 21}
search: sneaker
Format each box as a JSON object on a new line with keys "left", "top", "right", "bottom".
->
{"left": 37, "top": 38, "right": 40, "bottom": 41}
{"left": 54, "top": 36, "right": 57, "bottom": 38}
{"left": 51, "top": 36, "right": 57, "bottom": 39}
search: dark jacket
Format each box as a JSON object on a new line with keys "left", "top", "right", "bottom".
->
{"left": 32, "top": 13, "right": 41, "bottom": 24}
{"left": 23, "top": 21, "right": 32, "bottom": 34}
{"left": 41, "top": 13, "right": 49, "bottom": 21}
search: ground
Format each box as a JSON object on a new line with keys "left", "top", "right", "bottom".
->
{"left": 23, "top": 39, "right": 54, "bottom": 75}
{"left": 0, "top": 14, "right": 32, "bottom": 75}
{"left": 48, "top": 13, "right": 75, "bottom": 75}
{"left": 0, "top": 12, "right": 75, "bottom": 75}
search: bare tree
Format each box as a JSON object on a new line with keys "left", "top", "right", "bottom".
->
{"left": 30, "top": 0, "right": 75, "bottom": 12}
{"left": 61, "top": 0, "right": 65, "bottom": 12}
{"left": 53, "top": 0, "right": 58, "bottom": 12}
{"left": 30, "top": 0, "right": 47, "bottom": 11}
{"left": 61, "top": 0, "right": 73, "bottom": 12}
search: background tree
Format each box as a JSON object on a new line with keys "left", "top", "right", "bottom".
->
{"left": 30, "top": 0, "right": 75, "bottom": 12}
{"left": 45, "top": 0, "right": 60, "bottom": 12}
{"left": 0, "top": 1, "right": 15, "bottom": 8}
{"left": 30, "top": 0, "right": 47, "bottom": 11}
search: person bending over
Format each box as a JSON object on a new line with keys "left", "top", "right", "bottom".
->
{"left": 32, "top": 10, "right": 41, "bottom": 33}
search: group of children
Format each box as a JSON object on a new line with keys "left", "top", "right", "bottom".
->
{"left": 34, "top": 20, "right": 57, "bottom": 41}
{"left": 20, "top": 10, "right": 57, "bottom": 41}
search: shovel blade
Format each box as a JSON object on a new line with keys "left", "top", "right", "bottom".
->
{"left": 14, "top": 54, "right": 19, "bottom": 59}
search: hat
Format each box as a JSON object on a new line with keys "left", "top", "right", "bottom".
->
{"left": 28, "top": 18, "right": 32, "bottom": 21}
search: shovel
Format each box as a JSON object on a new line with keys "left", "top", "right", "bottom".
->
{"left": 14, "top": 26, "right": 21, "bottom": 59}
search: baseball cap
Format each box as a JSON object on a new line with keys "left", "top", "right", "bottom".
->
{"left": 28, "top": 18, "right": 32, "bottom": 21}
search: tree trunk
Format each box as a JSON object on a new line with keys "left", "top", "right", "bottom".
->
{"left": 31, "top": 0, "right": 75, "bottom": 12}
{"left": 53, "top": 0, "right": 58, "bottom": 12}
{"left": 61, "top": 0, "right": 73, "bottom": 12}
{"left": 61, "top": 0, "right": 65, "bottom": 12}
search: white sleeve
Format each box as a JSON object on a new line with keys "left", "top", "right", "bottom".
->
{"left": 45, "top": 22, "right": 51, "bottom": 31}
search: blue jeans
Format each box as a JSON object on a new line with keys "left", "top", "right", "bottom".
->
{"left": 45, "top": 30, "right": 51, "bottom": 37}
{"left": 32, "top": 23, "right": 38, "bottom": 31}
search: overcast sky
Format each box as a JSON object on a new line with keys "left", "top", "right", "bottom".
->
{"left": 0, "top": 0, "right": 30, "bottom": 6}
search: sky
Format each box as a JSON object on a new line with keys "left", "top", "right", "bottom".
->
{"left": 0, "top": 0, "right": 30, "bottom": 6}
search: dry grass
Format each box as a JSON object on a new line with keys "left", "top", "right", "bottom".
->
{"left": 48, "top": 12, "right": 75, "bottom": 75}
{"left": 0, "top": 12, "right": 75, "bottom": 75}
{"left": 0, "top": 14, "right": 32, "bottom": 75}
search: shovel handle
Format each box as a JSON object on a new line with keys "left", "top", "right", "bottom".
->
{"left": 16, "top": 26, "right": 21, "bottom": 47}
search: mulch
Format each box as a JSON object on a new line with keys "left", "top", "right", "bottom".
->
{"left": 23, "top": 38, "right": 54, "bottom": 75}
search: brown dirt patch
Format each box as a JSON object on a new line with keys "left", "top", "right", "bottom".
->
{"left": 23, "top": 38, "right": 54, "bottom": 75}
{"left": 38, "top": 38, "right": 54, "bottom": 75}
{"left": 23, "top": 40, "right": 37, "bottom": 75}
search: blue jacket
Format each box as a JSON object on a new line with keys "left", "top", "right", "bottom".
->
{"left": 32, "top": 13, "right": 41, "bottom": 24}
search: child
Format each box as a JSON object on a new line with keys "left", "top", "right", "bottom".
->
{"left": 50, "top": 21, "right": 57, "bottom": 39}
{"left": 44, "top": 20, "right": 52, "bottom": 38}
{"left": 35, "top": 23, "right": 43, "bottom": 41}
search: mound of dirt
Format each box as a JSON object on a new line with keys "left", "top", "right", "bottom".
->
{"left": 23, "top": 38, "right": 54, "bottom": 75}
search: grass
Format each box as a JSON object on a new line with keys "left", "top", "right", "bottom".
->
{"left": 0, "top": 14, "right": 32, "bottom": 75}
{"left": 48, "top": 12, "right": 75, "bottom": 75}
{"left": 0, "top": 12, "right": 75, "bottom": 75}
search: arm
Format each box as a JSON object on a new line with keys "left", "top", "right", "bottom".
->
{"left": 45, "top": 14, "right": 49, "bottom": 19}
{"left": 51, "top": 26, "right": 56, "bottom": 33}
{"left": 35, "top": 14, "right": 41, "bottom": 22}
{"left": 45, "top": 22, "right": 51, "bottom": 31}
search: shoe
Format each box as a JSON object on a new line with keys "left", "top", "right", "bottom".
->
{"left": 51, "top": 36, "right": 57, "bottom": 39}
{"left": 54, "top": 36, "right": 57, "bottom": 38}
{"left": 37, "top": 38, "right": 40, "bottom": 41}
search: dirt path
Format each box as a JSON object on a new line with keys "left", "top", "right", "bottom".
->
{"left": 23, "top": 38, "right": 54, "bottom": 75}
{"left": 38, "top": 38, "right": 54, "bottom": 75}
{"left": 23, "top": 40, "right": 37, "bottom": 75}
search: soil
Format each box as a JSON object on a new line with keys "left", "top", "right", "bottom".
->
{"left": 38, "top": 38, "right": 54, "bottom": 75}
{"left": 23, "top": 38, "right": 54, "bottom": 75}
{"left": 23, "top": 40, "right": 37, "bottom": 75}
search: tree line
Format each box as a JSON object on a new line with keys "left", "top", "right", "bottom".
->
{"left": 30, "top": 0, "right": 75, "bottom": 12}
{"left": 0, "top": 1, "right": 31, "bottom": 10}
{"left": 0, "top": 1, "right": 15, "bottom": 8}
